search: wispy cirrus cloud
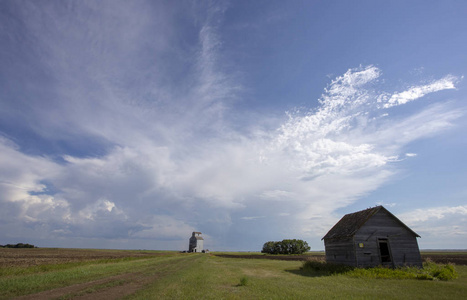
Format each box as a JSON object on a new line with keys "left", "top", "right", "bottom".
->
{"left": 382, "top": 75, "right": 458, "bottom": 108}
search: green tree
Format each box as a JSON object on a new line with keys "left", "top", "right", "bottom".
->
{"left": 261, "top": 239, "right": 310, "bottom": 254}
{"left": 261, "top": 241, "right": 276, "bottom": 254}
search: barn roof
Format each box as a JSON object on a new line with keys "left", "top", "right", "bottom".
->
{"left": 321, "top": 206, "right": 420, "bottom": 240}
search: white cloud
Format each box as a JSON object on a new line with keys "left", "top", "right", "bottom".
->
{"left": 241, "top": 216, "right": 265, "bottom": 220}
{"left": 398, "top": 206, "right": 467, "bottom": 248}
{"left": 79, "top": 199, "right": 119, "bottom": 220}
{"left": 0, "top": 2, "right": 464, "bottom": 250}
{"left": 0, "top": 63, "right": 462, "bottom": 250}
{"left": 383, "top": 75, "right": 457, "bottom": 108}
{"left": 260, "top": 190, "right": 296, "bottom": 201}
{"left": 400, "top": 205, "right": 467, "bottom": 223}
{"left": 132, "top": 215, "right": 197, "bottom": 240}
{"left": 376, "top": 202, "right": 397, "bottom": 208}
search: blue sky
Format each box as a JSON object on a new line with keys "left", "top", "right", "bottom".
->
{"left": 1, "top": 0, "right": 466, "bottom": 251}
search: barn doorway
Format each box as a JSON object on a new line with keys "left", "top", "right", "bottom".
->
{"left": 378, "top": 239, "right": 392, "bottom": 265}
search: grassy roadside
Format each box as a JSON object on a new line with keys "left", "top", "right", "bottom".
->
{"left": 0, "top": 252, "right": 183, "bottom": 299}
{"left": 129, "top": 254, "right": 467, "bottom": 299}
{"left": 2, "top": 251, "right": 466, "bottom": 299}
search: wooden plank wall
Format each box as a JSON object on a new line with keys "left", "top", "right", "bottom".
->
{"left": 355, "top": 209, "right": 422, "bottom": 267}
{"left": 324, "top": 209, "right": 422, "bottom": 267}
{"left": 324, "top": 237, "right": 356, "bottom": 266}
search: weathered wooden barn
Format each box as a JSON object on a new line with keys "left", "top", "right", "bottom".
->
{"left": 322, "top": 206, "right": 422, "bottom": 267}
{"left": 189, "top": 232, "right": 204, "bottom": 253}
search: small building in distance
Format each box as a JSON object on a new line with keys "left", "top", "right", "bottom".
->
{"left": 322, "top": 206, "right": 422, "bottom": 268}
{"left": 189, "top": 232, "right": 204, "bottom": 253}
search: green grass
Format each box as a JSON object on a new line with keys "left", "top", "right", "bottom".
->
{"left": 2, "top": 251, "right": 467, "bottom": 299}
{"left": 129, "top": 255, "right": 467, "bottom": 299}
{"left": 0, "top": 253, "right": 182, "bottom": 299}
{"left": 238, "top": 276, "right": 249, "bottom": 286}
{"left": 0, "top": 256, "right": 148, "bottom": 277}
{"left": 57, "top": 279, "right": 126, "bottom": 300}
{"left": 301, "top": 260, "right": 458, "bottom": 281}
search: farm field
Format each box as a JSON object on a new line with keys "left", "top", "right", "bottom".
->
{"left": 216, "top": 251, "right": 467, "bottom": 265}
{"left": 0, "top": 248, "right": 466, "bottom": 299}
{"left": 0, "top": 248, "right": 169, "bottom": 268}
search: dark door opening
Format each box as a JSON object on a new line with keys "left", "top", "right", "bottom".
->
{"left": 378, "top": 239, "right": 392, "bottom": 264}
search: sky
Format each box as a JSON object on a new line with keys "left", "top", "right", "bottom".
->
{"left": 1, "top": 0, "right": 466, "bottom": 251}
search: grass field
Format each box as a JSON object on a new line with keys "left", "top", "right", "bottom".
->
{"left": 1, "top": 248, "right": 466, "bottom": 299}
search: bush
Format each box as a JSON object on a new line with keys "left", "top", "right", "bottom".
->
{"left": 301, "top": 260, "right": 354, "bottom": 275}
{"left": 420, "top": 262, "right": 458, "bottom": 281}
{"left": 261, "top": 239, "right": 310, "bottom": 255}
{"left": 300, "top": 260, "right": 458, "bottom": 281}
{"left": 238, "top": 276, "right": 249, "bottom": 286}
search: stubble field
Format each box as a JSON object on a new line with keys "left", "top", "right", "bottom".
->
{"left": 216, "top": 251, "right": 467, "bottom": 265}
{"left": 0, "top": 248, "right": 169, "bottom": 268}
{"left": 1, "top": 248, "right": 466, "bottom": 299}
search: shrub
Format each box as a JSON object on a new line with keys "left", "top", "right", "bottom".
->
{"left": 300, "top": 260, "right": 458, "bottom": 281}
{"left": 261, "top": 239, "right": 310, "bottom": 255}
{"left": 420, "top": 262, "right": 458, "bottom": 281}
{"left": 238, "top": 276, "right": 248, "bottom": 286}
{"left": 348, "top": 267, "right": 416, "bottom": 280}
{"left": 301, "top": 260, "right": 354, "bottom": 275}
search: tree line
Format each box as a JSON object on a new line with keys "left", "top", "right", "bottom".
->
{"left": 261, "top": 239, "right": 310, "bottom": 255}
{"left": 0, "top": 243, "right": 36, "bottom": 248}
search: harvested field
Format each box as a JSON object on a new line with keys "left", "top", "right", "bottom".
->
{"left": 0, "top": 248, "right": 168, "bottom": 268}
{"left": 215, "top": 252, "right": 467, "bottom": 265}
{"left": 421, "top": 253, "right": 467, "bottom": 265}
